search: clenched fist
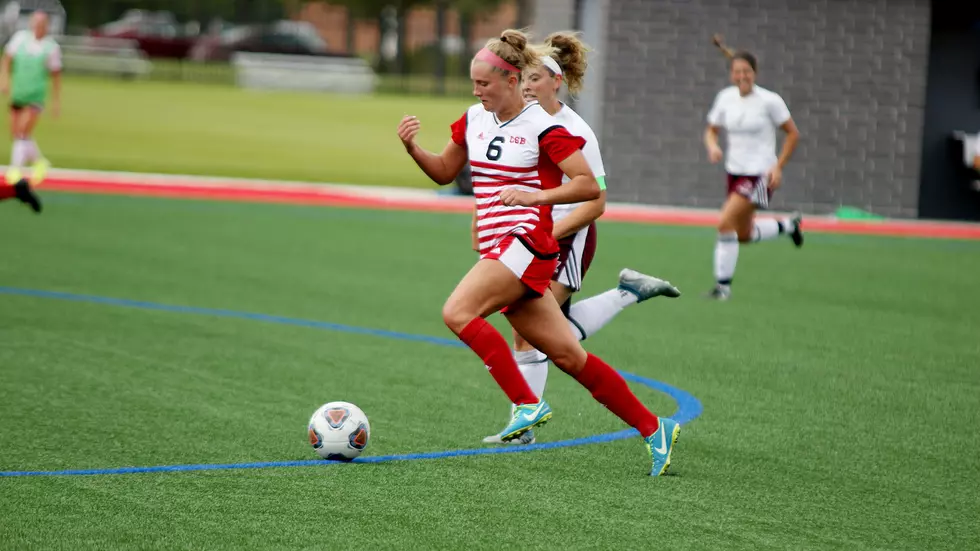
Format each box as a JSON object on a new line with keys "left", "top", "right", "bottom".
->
{"left": 397, "top": 115, "right": 421, "bottom": 151}
{"left": 499, "top": 188, "right": 539, "bottom": 207}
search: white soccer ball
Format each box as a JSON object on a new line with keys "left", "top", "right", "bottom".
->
{"left": 307, "top": 401, "right": 371, "bottom": 461}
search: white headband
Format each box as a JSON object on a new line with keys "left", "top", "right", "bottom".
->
{"left": 541, "top": 56, "right": 563, "bottom": 76}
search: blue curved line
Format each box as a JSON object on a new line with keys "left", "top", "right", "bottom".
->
{"left": 0, "top": 286, "right": 703, "bottom": 477}
{"left": 0, "top": 286, "right": 465, "bottom": 348}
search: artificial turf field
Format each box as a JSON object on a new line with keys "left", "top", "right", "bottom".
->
{"left": 1, "top": 190, "right": 978, "bottom": 550}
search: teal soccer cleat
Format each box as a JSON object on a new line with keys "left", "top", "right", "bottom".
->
{"left": 646, "top": 417, "right": 681, "bottom": 476}
{"left": 499, "top": 401, "right": 552, "bottom": 442}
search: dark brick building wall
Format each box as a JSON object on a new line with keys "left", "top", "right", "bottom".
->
{"left": 595, "top": 0, "right": 931, "bottom": 217}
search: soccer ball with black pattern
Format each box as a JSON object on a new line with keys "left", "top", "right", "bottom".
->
{"left": 308, "top": 401, "right": 370, "bottom": 461}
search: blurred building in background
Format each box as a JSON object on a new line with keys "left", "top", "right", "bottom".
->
{"left": 558, "top": 0, "right": 980, "bottom": 221}
{"left": 7, "top": 0, "right": 979, "bottom": 221}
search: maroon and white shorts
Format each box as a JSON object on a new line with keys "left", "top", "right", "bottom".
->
{"left": 727, "top": 173, "right": 772, "bottom": 209}
{"left": 553, "top": 222, "right": 597, "bottom": 292}
{"left": 482, "top": 234, "right": 558, "bottom": 298}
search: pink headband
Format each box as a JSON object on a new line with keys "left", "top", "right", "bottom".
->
{"left": 474, "top": 47, "right": 520, "bottom": 73}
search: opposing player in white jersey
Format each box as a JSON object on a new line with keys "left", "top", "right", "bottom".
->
{"left": 397, "top": 29, "right": 680, "bottom": 476}
{"left": 482, "top": 31, "right": 680, "bottom": 445}
{"left": 703, "top": 44, "right": 803, "bottom": 300}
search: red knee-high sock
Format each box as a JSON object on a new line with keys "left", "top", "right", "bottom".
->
{"left": 573, "top": 353, "right": 660, "bottom": 437}
{"left": 459, "top": 318, "right": 538, "bottom": 406}
{"left": 0, "top": 185, "right": 15, "bottom": 200}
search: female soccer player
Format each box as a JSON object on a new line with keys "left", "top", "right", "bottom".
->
{"left": 482, "top": 31, "right": 680, "bottom": 445}
{"left": 703, "top": 43, "right": 802, "bottom": 301}
{"left": 397, "top": 29, "right": 680, "bottom": 476}
{"left": 0, "top": 10, "right": 60, "bottom": 186}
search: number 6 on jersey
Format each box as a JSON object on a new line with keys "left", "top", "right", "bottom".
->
{"left": 486, "top": 136, "right": 504, "bottom": 161}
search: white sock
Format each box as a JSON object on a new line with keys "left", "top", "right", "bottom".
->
{"left": 782, "top": 217, "right": 796, "bottom": 234}
{"left": 24, "top": 140, "right": 41, "bottom": 164}
{"left": 10, "top": 139, "right": 28, "bottom": 167}
{"left": 714, "top": 231, "right": 739, "bottom": 286}
{"left": 750, "top": 219, "right": 782, "bottom": 242}
{"left": 515, "top": 349, "right": 548, "bottom": 399}
{"left": 566, "top": 288, "right": 637, "bottom": 340}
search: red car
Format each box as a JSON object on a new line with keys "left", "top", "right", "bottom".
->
{"left": 89, "top": 10, "right": 197, "bottom": 59}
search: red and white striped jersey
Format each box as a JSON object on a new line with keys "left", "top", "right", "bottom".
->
{"left": 451, "top": 101, "right": 586, "bottom": 257}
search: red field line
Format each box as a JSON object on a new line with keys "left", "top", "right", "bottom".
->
{"left": 41, "top": 176, "right": 980, "bottom": 241}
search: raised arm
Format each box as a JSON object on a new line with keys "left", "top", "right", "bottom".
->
{"left": 397, "top": 115, "right": 468, "bottom": 186}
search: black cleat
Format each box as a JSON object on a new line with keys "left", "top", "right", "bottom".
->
{"left": 703, "top": 285, "right": 731, "bottom": 301}
{"left": 788, "top": 212, "right": 803, "bottom": 248}
{"left": 13, "top": 179, "right": 41, "bottom": 213}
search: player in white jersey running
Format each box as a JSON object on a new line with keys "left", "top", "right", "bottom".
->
{"left": 397, "top": 29, "right": 680, "bottom": 476}
{"left": 703, "top": 40, "right": 803, "bottom": 301}
{"left": 482, "top": 31, "right": 680, "bottom": 445}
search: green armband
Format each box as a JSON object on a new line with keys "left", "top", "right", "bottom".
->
{"left": 596, "top": 176, "right": 606, "bottom": 190}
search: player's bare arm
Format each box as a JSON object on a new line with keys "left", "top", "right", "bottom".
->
{"left": 398, "top": 115, "right": 467, "bottom": 186}
{"left": 50, "top": 70, "right": 61, "bottom": 117}
{"left": 500, "top": 150, "right": 599, "bottom": 207}
{"left": 0, "top": 54, "right": 11, "bottom": 95}
{"left": 704, "top": 125, "right": 723, "bottom": 163}
{"left": 768, "top": 118, "right": 800, "bottom": 189}
{"left": 776, "top": 119, "right": 800, "bottom": 169}
{"left": 470, "top": 206, "right": 479, "bottom": 251}
{"left": 552, "top": 191, "right": 606, "bottom": 240}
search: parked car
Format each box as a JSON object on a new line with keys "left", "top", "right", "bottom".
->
{"left": 89, "top": 10, "right": 197, "bottom": 59}
{"left": 189, "top": 21, "right": 336, "bottom": 62}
